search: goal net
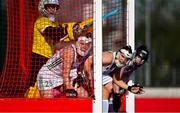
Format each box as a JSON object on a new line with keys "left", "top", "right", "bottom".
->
{"left": 0, "top": 0, "right": 134, "bottom": 112}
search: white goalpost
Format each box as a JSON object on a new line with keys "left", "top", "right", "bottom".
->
{"left": 93, "top": 0, "right": 135, "bottom": 113}
{"left": 126, "top": 0, "right": 135, "bottom": 113}
{"left": 93, "top": 0, "right": 103, "bottom": 113}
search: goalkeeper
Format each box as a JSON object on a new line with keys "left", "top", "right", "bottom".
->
{"left": 31, "top": 0, "right": 66, "bottom": 86}
{"left": 112, "top": 45, "right": 149, "bottom": 112}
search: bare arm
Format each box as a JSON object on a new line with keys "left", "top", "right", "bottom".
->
{"left": 84, "top": 52, "right": 114, "bottom": 86}
{"left": 102, "top": 52, "right": 114, "bottom": 66}
{"left": 113, "top": 70, "right": 128, "bottom": 90}
{"left": 84, "top": 55, "right": 93, "bottom": 87}
{"left": 113, "top": 69, "right": 144, "bottom": 94}
{"left": 61, "top": 46, "right": 74, "bottom": 89}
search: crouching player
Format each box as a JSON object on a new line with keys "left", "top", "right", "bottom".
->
{"left": 113, "top": 45, "right": 149, "bottom": 112}
{"left": 84, "top": 45, "right": 133, "bottom": 113}
{"left": 36, "top": 32, "right": 93, "bottom": 98}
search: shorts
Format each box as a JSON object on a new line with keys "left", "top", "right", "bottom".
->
{"left": 103, "top": 75, "right": 112, "bottom": 85}
{"left": 37, "top": 67, "right": 78, "bottom": 90}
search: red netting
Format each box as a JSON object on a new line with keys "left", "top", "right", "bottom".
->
{"left": 102, "top": 0, "right": 127, "bottom": 51}
{"left": 0, "top": 0, "right": 94, "bottom": 98}
{"left": 0, "top": 0, "right": 128, "bottom": 112}
{"left": 0, "top": 0, "right": 39, "bottom": 97}
{"left": 0, "top": 0, "right": 127, "bottom": 101}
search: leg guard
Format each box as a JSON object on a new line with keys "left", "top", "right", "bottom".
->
{"left": 113, "top": 93, "right": 121, "bottom": 112}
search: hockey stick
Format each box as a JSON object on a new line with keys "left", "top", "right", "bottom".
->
{"left": 86, "top": 8, "right": 120, "bottom": 26}
{"left": 59, "top": 9, "right": 120, "bottom": 41}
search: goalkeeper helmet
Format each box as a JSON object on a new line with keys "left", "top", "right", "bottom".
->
{"left": 135, "top": 45, "right": 149, "bottom": 61}
{"left": 38, "top": 0, "right": 59, "bottom": 21}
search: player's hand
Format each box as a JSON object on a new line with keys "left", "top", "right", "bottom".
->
{"left": 72, "top": 75, "right": 84, "bottom": 88}
{"left": 127, "top": 84, "right": 145, "bottom": 94}
{"left": 73, "top": 23, "right": 84, "bottom": 39}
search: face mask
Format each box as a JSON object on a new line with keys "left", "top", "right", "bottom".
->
{"left": 114, "top": 59, "right": 125, "bottom": 68}
{"left": 114, "top": 52, "right": 125, "bottom": 68}
{"left": 76, "top": 36, "right": 92, "bottom": 56}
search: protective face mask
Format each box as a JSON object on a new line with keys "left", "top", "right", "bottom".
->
{"left": 114, "top": 52, "right": 125, "bottom": 68}
{"left": 76, "top": 36, "right": 92, "bottom": 57}
{"left": 114, "top": 59, "right": 125, "bottom": 68}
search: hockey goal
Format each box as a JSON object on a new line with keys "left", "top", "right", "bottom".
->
{"left": 0, "top": 0, "right": 134, "bottom": 112}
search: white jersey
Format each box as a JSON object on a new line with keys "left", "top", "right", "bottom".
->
{"left": 44, "top": 44, "right": 81, "bottom": 75}
{"left": 102, "top": 52, "right": 117, "bottom": 85}
{"left": 37, "top": 44, "right": 87, "bottom": 90}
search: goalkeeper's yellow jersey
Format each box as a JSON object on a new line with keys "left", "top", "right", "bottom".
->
{"left": 32, "top": 16, "right": 93, "bottom": 58}
{"left": 32, "top": 16, "right": 60, "bottom": 58}
{"left": 61, "top": 17, "right": 93, "bottom": 42}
